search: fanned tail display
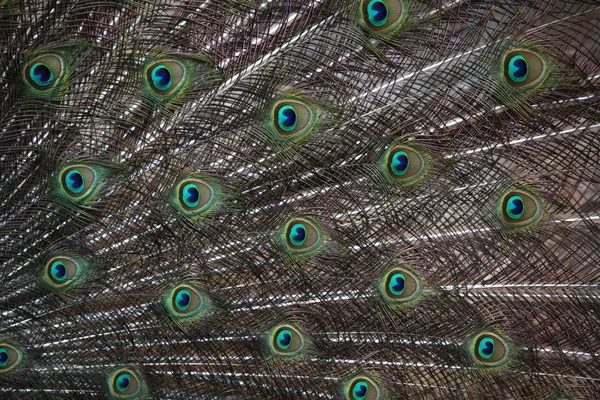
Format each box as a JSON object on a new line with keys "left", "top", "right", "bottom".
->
{"left": 1, "top": 0, "right": 600, "bottom": 398}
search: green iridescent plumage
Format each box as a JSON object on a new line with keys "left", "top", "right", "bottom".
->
{"left": 358, "top": 0, "right": 409, "bottom": 38}
{"left": 0, "top": 343, "right": 24, "bottom": 375}
{"left": 465, "top": 331, "right": 514, "bottom": 370}
{"left": 20, "top": 42, "right": 88, "bottom": 98}
{"left": 55, "top": 163, "right": 107, "bottom": 204}
{"left": 265, "top": 323, "right": 308, "bottom": 359}
{"left": 40, "top": 255, "right": 87, "bottom": 291}
{"left": 341, "top": 374, "right": 385, "bottom": 400}
{"left": 106, "top": 368, "right": 147, "bottom": 399}
{"left": 162, "top": 282, "right": 212, "bottom": 323}
{"left": 500, "top": 47, "right": 550, "bottom": 94}
{"left": 491, "top": 44, "right": 557, "bottom": 113}
{"left": 377, "top": 264, "right": 424, "bottom": 307}
{"left": 495, "top": 187, "right": 544, "bottom": 230}
{"left": 379, "top": 143, "right": 429, "bottom": 186}
{"left": 1, "top": 1, "right": 599, "bottom": 399}
{"left": 267, "top": 96, "right": 319, "bottom": 142}
{"left": 277, "top": 216, "right": 326, "bottom": 257}
{"left": 170, "top": 174, "right": 221, "bottom": 223}
{"left": 141, "top": 54, "right": 221, "bottom": 108}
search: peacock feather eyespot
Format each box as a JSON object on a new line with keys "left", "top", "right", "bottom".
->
{"left": 467, "top": 331, "right": 513, "bottom": 369}
{"left": 41, "top": 255, "right": 84, "bottom": 290}
{"left": 358, "top": 0, "right": 408, "bottom": 37}
{"left": 279, "top": 216, "right": 325, "bottom": 256}
{"left": 380, "top": 144, "right": 429, "bottom": 186}
{"left": 269, "top": 97, "right": 318, "bottom": 142}
{"left": 266, "top": 323, "right": 307, "bottom": 358}
{"left": 501, "top": 48, "right": 549, "bottom": 92}
{"left": 342, "top": 375, "right": 384, "bottom": 400}
{"left": 23, "top": 53, "right": 65, "bottom": 92}
{"left": 145, "top": 59, "right": 187, "bottom": 97}
{"left": 378, "top": 265, "right": 423, "bottom": 306}
{"left": 497, "top": 188, "right": 544, "bottom": 229}
{"left": 107, "top": 368, "right": 146, "bottom": 399}
{"left": 162, "top": 282, "right": 211, "bottom": 322}
{"left": 172, "top": 175, "right": 220, "bottom": 220}
{"left": 57, "top": 164, "right": 104, "bottom": 203}
{"left": 0, "top": 343, "right": 23, "bottom": 374}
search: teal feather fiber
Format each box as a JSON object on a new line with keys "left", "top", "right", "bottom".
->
{"left": 1, "top": 0, "right": 600, "bottom": 399}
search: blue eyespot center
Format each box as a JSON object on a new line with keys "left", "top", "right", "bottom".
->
{"left": 151, "top": 65, "right": 172, "bottom": 90}
{"left": 508, "top": 55, "right": 528, "bottom": 83}
{"left": 183, "top": 184, "right": 200, "bottom": 207}
{"left": 51, "top": 261, "right": 67, "bottom": 281}
{"left": 367, "top": 0, "right": 388, "bottom": 27}
{"left": 278, "top": 105, "right": 297, "bottom": 132}
{"left": 31, "top": 63, "right": 54, "bottom": 86}
{"left": 289, "top": 223, "right": 306, "bottom": 246}
{"left": 65, "top": 170, "right": 84, "bottom": 193}
{"left": 506, "top": 195, "right": 524, "bottom": 219}
{"left": 176, "top": 290, "right": 191, "bottom": 311}
{"left": 116, "top": 373, "right": 131, "bottom": 392}
{"left": 389, "top": 273, "right": 405, "bottom": 295}
{"left": 0, "top": 350, "right": 8, "bottom": 365}
{"left": 277, "top": 329, "right": 292, "bottom": 349}
{"left": 353, "top": 381, "right": 368, "bottom": 399}
{"left": 391, "top": 151, "right": 409, "bottom": 175}
{"left": 478, "top": 338, "right": 494, "bottom": 359}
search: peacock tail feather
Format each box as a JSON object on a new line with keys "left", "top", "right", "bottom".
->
{"left": 1, "top": 0, "right": 600, "bottom": 398}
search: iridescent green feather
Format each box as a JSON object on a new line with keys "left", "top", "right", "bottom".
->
{"left": 141, "top": 53, "right": 221, "bottom": 108}
{"left": 106, "top": 367, "right": 148, "bottom": 400}
{"left": 465, "top": 330, "right": 515, "bottom": 371}
{"left": 0, "top": 342, "right": 24, "bottom": 376}
{"left": 265, "top": 323, "right": 309, "bottom": 359}
{"left": 162, "top": 282, "right": 213, "bottom": 324}
{"left": 21, "top": 41, "right": 89, "bottom": 99}
{"left": 377, "top": 264, "right": 424, "bottom": 307}
{"left": 55, "top": 163, "right": 108, "bottom": 205}
{"left": 494, "top": 44, "right": 552, "bottom": 106}
{"left": 266, "top": 95, "right": 320, "bottom": 143}
{"left": 277, "top": 216, "right": 326, "bottom": 257}
{"left": 170, "top": 174, "right": 221, "bottom": 224}
{"left": 494, "top": 187, "right": 545, "bottom": 231}
{"left": 378, "top": 143, "right": 429, "bottom": 186}
{"left": 357, "top": 0, "right": 410, "bottom": 38}
{"left": 340, "top": 373, "right": 386, "bottom": 400}
{"left": 40, "top": 254, "right": 88, "bottom": 292}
